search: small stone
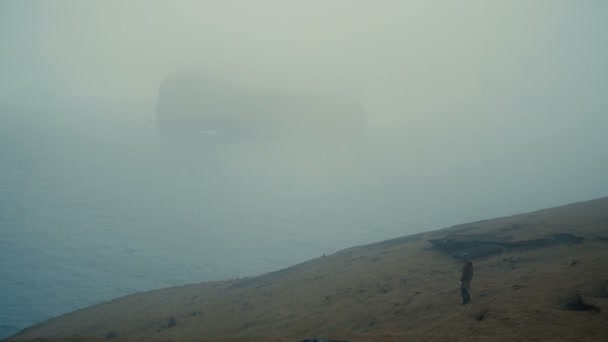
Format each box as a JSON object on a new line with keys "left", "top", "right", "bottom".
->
{"left": 105, "top": 331, "right": 118, "bottom": 339}
{"left": 167, "top": 316, "right": 177, "bottom": 327}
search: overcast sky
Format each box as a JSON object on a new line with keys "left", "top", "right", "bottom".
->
{"left": 1, "top": 0, "right": 607, "bottom": 206}
{"left": 1, "top": 1, "right": 606, "bottom": 98}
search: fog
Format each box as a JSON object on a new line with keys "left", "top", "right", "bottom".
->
{"left": 1, "top": 0, "right": 607, "bottom": 337}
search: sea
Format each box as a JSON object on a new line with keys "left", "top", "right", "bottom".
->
{"left": 1, "top": 100, "right": 605, "bottom": 339}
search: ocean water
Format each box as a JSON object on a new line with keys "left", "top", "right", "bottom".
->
{"left": 1, "top": 102, "right": 605, "bottom": 339}
{"left": 0, "top": 104, "right": 433, "bottom": 338}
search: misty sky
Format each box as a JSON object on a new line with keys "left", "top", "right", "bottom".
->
{"left": 1, "top": 0, "right": 608, "bottom": 210}
{"left": 2, "top": 1, "right": 606, "bottom": 96}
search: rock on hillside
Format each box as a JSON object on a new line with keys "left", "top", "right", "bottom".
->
{"left": 8, "top": 197, "right": 608, "bottom": 342}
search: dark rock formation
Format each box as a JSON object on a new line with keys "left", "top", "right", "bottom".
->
{"left": 155, "top": 71, "right": 366, "bottom": 141}
{"left": 429, "top": 233, "right": 584, "bottom": 259}
{"left": 563, "top": 295, "right": 601, "bottom": 312}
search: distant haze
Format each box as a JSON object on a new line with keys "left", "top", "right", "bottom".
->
{"left": 0, "top": 0, "right": 607, "bottom": 338}
{"left": 2, "top": 0, "right": 607, "bottom": 200}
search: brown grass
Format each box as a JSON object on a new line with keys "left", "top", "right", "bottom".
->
{"left": 8, "top": 197, "right": 608, "bottom": 342}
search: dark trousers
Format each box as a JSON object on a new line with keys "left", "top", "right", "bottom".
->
{"left": 461, "top": 288, "right": 471, "bottom": 303}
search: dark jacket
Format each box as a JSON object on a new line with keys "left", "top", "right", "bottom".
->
{"left": 460, "top": 261, "right": 473, "bottom": 290}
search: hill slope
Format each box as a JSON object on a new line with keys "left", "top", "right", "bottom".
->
{"left": 8, "top": 197, "right": 608, "bottom": 342}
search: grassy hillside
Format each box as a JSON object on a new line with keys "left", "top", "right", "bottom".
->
{"left": 8, "top": 197, "right": 608, "bottom": 342}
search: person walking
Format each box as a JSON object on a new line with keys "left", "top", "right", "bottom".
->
{"left": 460, "top": 253, "right": 474, "bottom": 304}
